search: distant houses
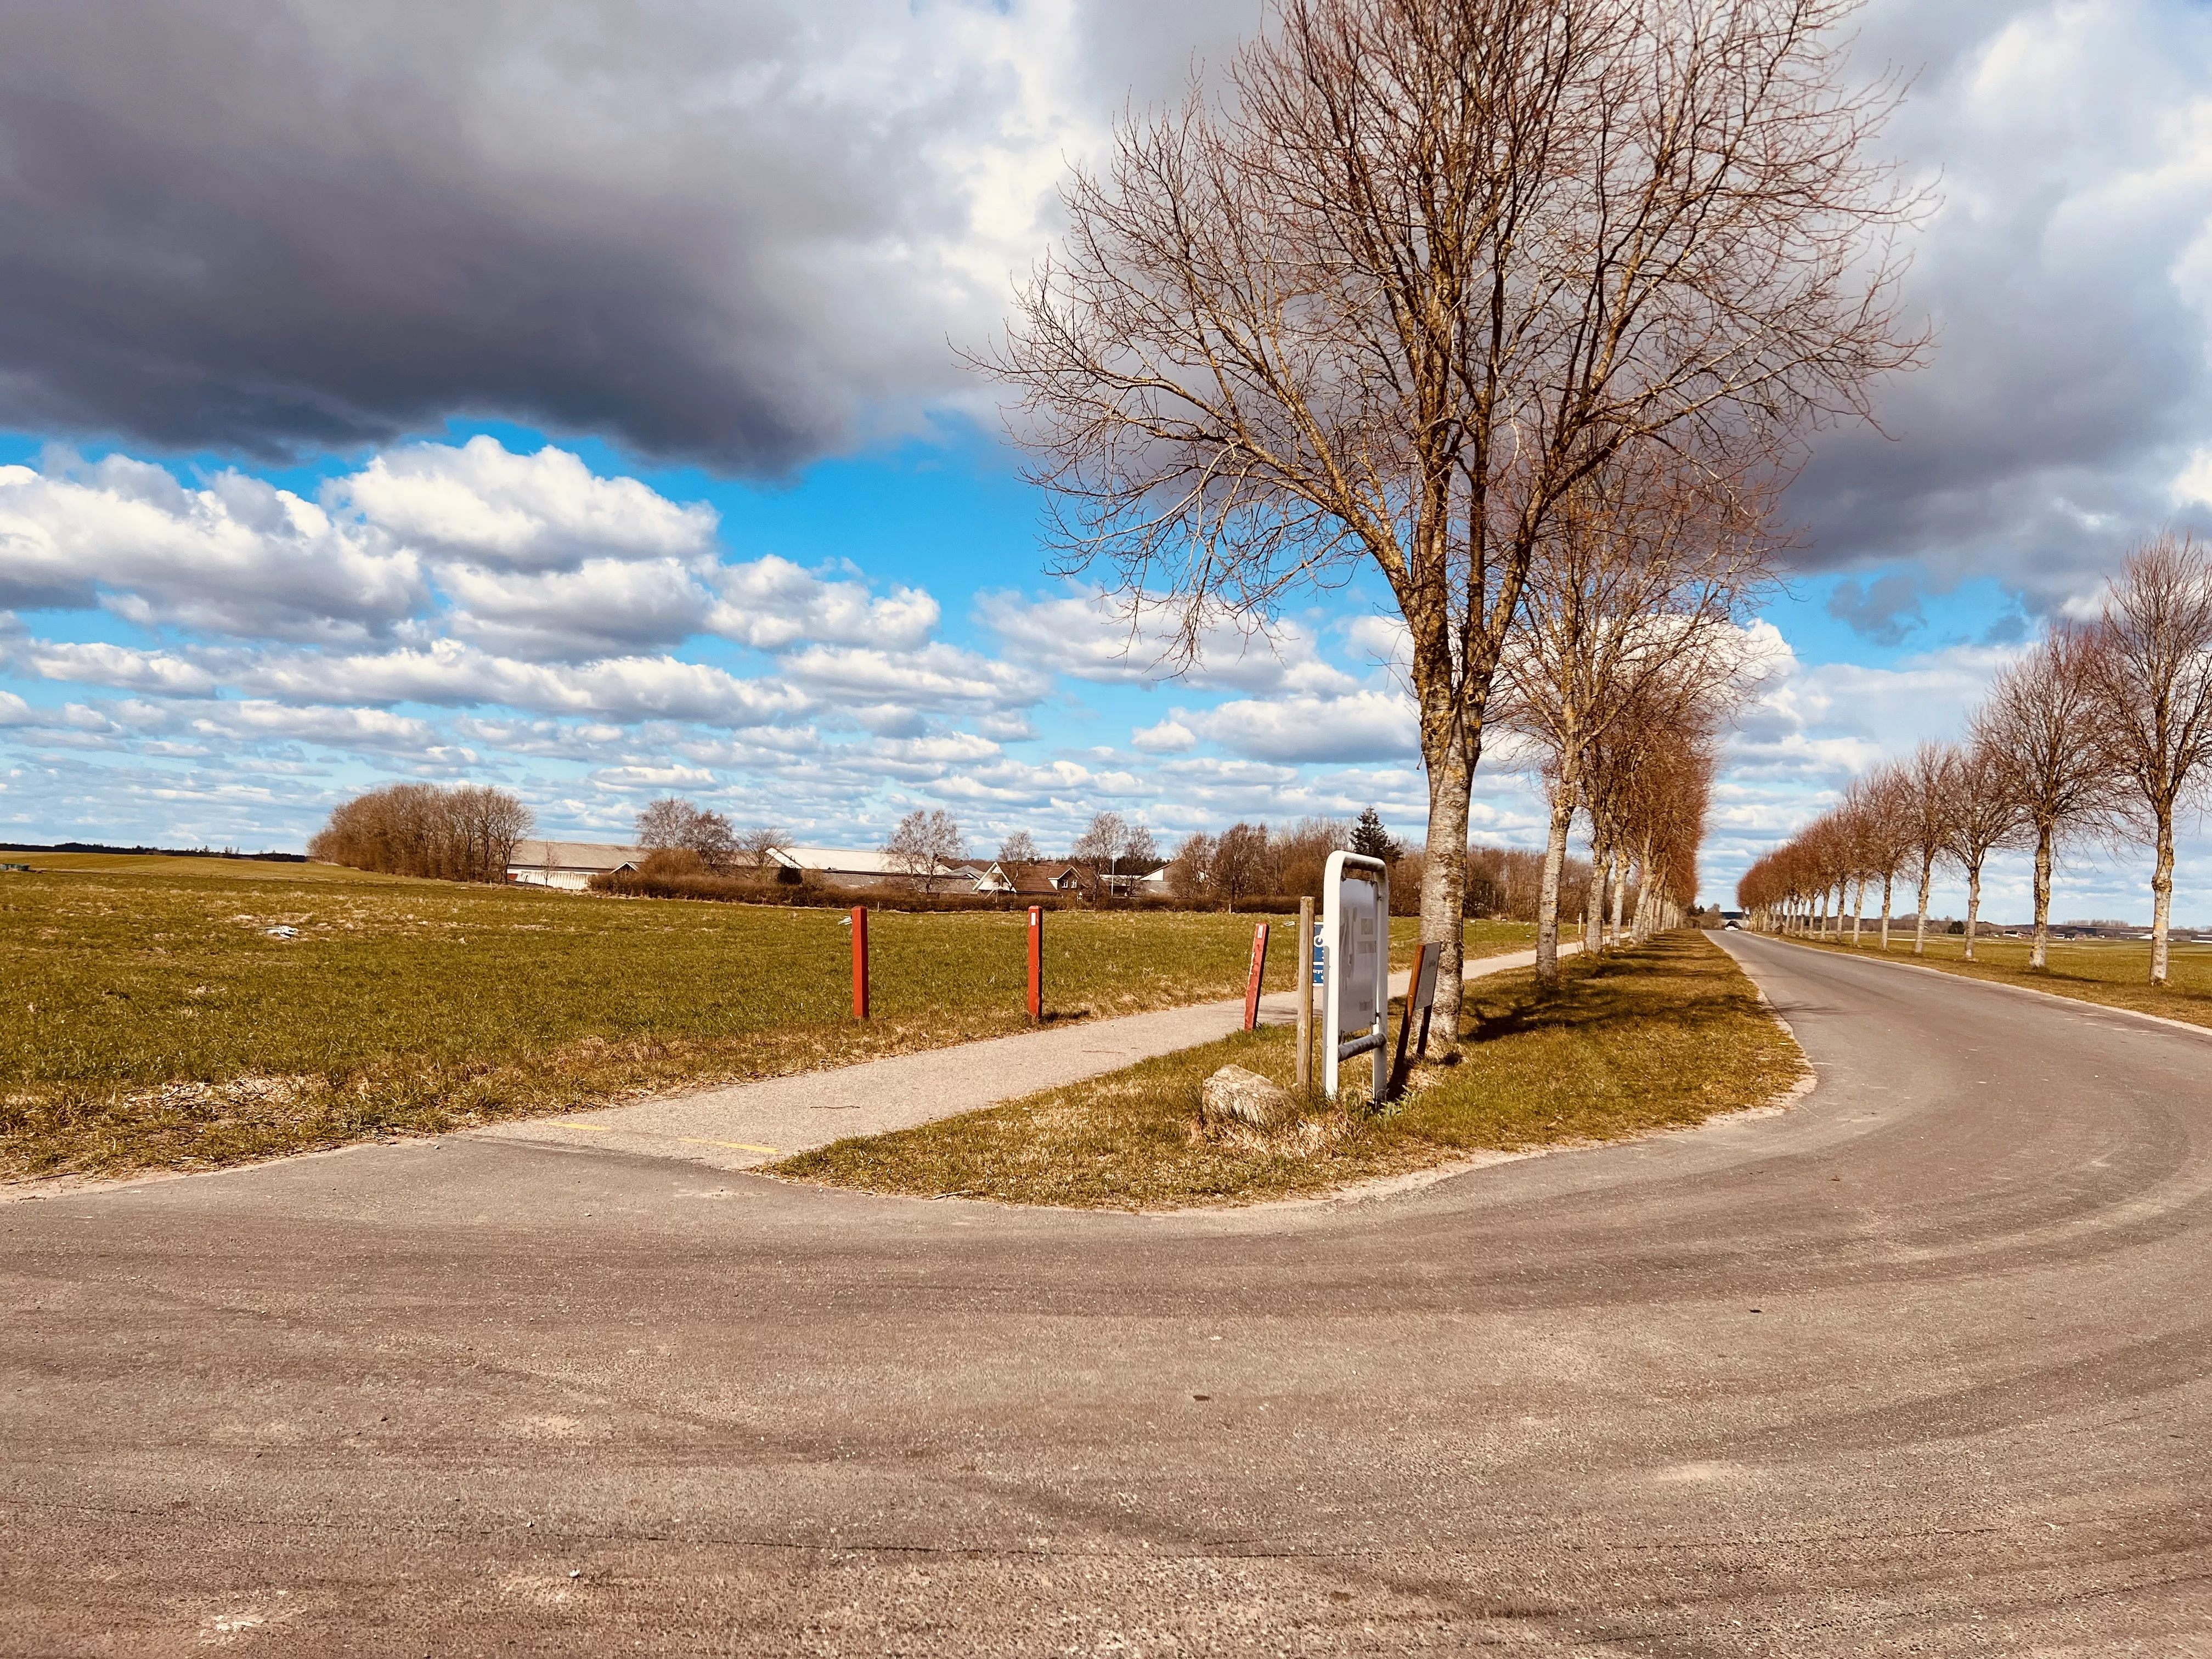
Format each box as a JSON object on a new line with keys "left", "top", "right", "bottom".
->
{"left": 503, "top": 839, "right": 1162, "bottom": 899}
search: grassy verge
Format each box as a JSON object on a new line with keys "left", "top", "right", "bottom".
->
{"left": 773, "top": 932, "right": 1803, "bottom": 1210}
{"left": 1782, "top": 930, "right": 2212, "bottom": 1029}
{"left": 1, "top": 857, "right": 1536, "bottom": 1184}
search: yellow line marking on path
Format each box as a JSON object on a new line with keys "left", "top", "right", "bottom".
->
{"left": 680, "top": 1137, "right": 781, "bottom": 1155}
{"left": 554, "top": 1122, "right": 613, "bottom": 1131}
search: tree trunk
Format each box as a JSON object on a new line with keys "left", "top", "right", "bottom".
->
{"left": 1850, "top": 876, "right": 1864, "bottom": 946}
{"left": 1880, "top": 871, "right": 1893, "bottom": 951}
{"left": 1963, "top": 857, "right": 1983, "bottom": 961}
{"left": 1418, "top": 739, "right": 1471, "bottom": 1056}
{"left": 2152, "top": 809, "right": 2176, "bottom": 985}
{"left": 1915, "top": 855, "right": 1933, "bottom": 956}
{"left": 1609, "top": 851, "right": 1627, "bottom": 949}
{"left": 1534, "top": 778, "right": 1576, "bottom": 983}
{"left": 2030, "top": 823, "right": 2053, "bottom": 970}
{"left": 1584, "top": 831, "right": 1607, "bottom": 952}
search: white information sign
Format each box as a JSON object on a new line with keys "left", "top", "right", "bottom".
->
{"left": 1321, "top": 851, "right": 1391, "bottom": 1103}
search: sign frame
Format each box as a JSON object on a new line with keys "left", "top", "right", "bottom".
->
{"left": 1321, "top": 851, "right": 1391, "bottom": 1105}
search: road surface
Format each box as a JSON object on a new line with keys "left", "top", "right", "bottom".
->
{"left": 4, "top": 933, "right": 2210, "bottom": 1655}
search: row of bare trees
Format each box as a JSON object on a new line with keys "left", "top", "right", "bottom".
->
{"left": 1492, "top": 439, "right": 1775, "bottom": 976}
{"left": 987, "top": 0, "right": 1923, "bottom": 1052}
{"left": 1739, "top": 536, "right": 2212, "bottom": 984}
{"left": 309, "top": 783, "right": 534, "bottom": 883}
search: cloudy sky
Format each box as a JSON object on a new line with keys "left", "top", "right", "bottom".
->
{"left": 4, "top": 0, "right": 2212, "bottom": 921}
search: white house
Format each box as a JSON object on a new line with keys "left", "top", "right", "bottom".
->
{"left": 506, "top": 840, "right": 642, "bottom": 891}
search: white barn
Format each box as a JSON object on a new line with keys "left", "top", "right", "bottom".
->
{"left": 506, "top": 840, "right": 642, "bottom": 891}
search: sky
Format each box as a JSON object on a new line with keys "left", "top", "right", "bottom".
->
{"left": 4, "top": 0, "right": 2212, "bottom": 922}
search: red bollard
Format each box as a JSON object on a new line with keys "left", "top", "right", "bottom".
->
{"left": 1026, "top": 906, "right": 1044, "bottom": 1020}
{"left": 1243, "top": 921, "right": 1271, "bottom": 1031}
{"left": 850, "top": 905, "right": 870, "bottom": 1020}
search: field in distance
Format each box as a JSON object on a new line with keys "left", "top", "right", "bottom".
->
{"left": 2, "top": 856, "right": 1536, "bottom": 1184}
{"left": 1788, "top": 930, "right": 2212, "bottom": 1028}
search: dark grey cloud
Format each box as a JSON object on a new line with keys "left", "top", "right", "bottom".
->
{"left": 0, "top": 0, "right": 1048, "bottom": 473}
{"left": 1787, "top": 0, "right": 2212, "bottom": 614}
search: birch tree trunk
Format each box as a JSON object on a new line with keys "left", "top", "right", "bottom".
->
{"left": 2152, "top": 810, "right": 2176, "bottom": 985}
{"left": 1963, "top": 857, "right": 1984, "bottom": 961}
{"left": 2030, "top": 825, "right": 2053, "bottom": 970}
{"left": 1880, "top": 872, "right": 1893, "bottom": 951}
{"left": 1534, "top": 779, "right": 1576, "bottom": 980}
{"left": 1915, "top": 854, "right": 1933, "bottom": 956}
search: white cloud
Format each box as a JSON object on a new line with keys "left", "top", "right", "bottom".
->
{"left": 339, "top": 437, "right": 716, "bottom": 571}
{"left": 0, "top": 455, "right": 424, "bottom": 641}
{"left": 1148, "top": 690, "right": 1420, "bottom": 764}
{"left": 708, "top": 556, "right": 939, "bottom": 651}
{"left": 979, "top": 590, "right": 1358, "bottom": 695}
{"left": 780, "top": 641, "right": 1048, "bottom": 711}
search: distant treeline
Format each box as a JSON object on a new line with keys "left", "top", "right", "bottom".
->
{"left": 1466, "top": 845, "right": 1594, "bottom": 923}
{"left": 308, "top": 783, "right": 533, "bottom": 884}
{"left": 591, "top": 868, "right": 1326, "bottom": 915}
{"left": 0, "top": 842, "right": 307, "bottom": 862}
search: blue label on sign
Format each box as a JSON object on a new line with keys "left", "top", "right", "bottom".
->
{"left": 1311, "top": 941, "right": 1325, "bottom": 985}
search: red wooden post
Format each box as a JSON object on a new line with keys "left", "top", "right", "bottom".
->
{"left": 1243, "top": 921, "right": 1271, "bottom": 1031}
{"left": 850, "top": 905, "right": 870, "bottom": 1020}
{"left": 1026, "top": 905, "right": 1044, "bottom": 1020}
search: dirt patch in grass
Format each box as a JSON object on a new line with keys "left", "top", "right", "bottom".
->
{"left": 1, "top": 857, "right": 1538, "bottom": 1184}
{"left": 772, "top": 932, "right": 1804, "bottom": 1210}
{"left": 1785, "top": 932, "right": 2212, "bottom": 1030}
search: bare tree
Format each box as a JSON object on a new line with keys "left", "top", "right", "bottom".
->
{"left": 1900, "top": 741, "right": 1955, "bottom": 956}
{"left": 1857, "top": 761, "right": 1917, "bottom": 950}
{"left": 1944, "top": 741, "right": 2025, "bottom": 962}
{"left": 2085, "top": 534, "right": 2212, "bottom": 985}
{"left": 997, "top": 829, "right": 1042, "bottom": 864}
{"left": 884, "top": 809, "right": 965, "bottom": 893}
{"left": 1165, "top": 831, "right": 1217, "bottom": 898}
{"left": 1973, "top": 623, "right": 2118, "bottom": 969}
{"left": 309, "top": 782, "right": 533, "bottom": 884}
{"left": 737, "top": 823, "right": 790, "bottom": 870}
{"left": 988, "top": 0, "right": 1922, "bottom": 1053}
{"left": 1212, "top": 822, "right": 1272, "bottom": 910}
{"left": 1499, "top": 441, "right": 1776, "bottom": 978}
{"left": 635, "top": 798, "right": 695, "bottom": 850}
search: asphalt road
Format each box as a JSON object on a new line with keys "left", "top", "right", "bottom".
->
{"left": 5, "top": 933, "right": 2211, "bottom": 1656}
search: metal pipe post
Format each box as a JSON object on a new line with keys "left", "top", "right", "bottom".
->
{"left": 850, "top": 905, "right": 870, "bottom": 1020}
{"left": 1295, "top": 898, "right": 1313, "bottom": 1092}
{"left": 1026, "top": 905, "right": 1043, "bottom": 1021}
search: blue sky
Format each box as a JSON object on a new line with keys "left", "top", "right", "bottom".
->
{"left": 5, "top": 0, "right": 2212, "bottom": 924}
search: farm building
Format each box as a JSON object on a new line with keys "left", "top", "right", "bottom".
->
{"left": 506, "top": 840, "right": 642, "bottom": 891}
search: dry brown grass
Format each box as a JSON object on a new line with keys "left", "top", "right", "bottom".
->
{"left": 775, "top": 931, "right": 1803, "bottom": 1209}
{"left": 1786, "top": 930, "right": 2212, "bottom": 1028}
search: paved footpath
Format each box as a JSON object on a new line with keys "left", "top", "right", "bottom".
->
{"left": 472, "top": 943, "right": 1572, "bottom": 1170}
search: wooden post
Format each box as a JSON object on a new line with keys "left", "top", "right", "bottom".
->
{"left": 1243, "top": 921, "right": 1270, "bottom": 1031}
{"left": 1295, "top": 898, "right": 1313, "bottom": 1092}
{"left": 850, "top": 905, "right": 870, "bottom": 1020}
{"left": 1026, "top": 905, "right": 1044, "bottom": 1020}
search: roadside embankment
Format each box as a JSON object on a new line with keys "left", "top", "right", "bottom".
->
{"left": 774, "top": 930, "right": 1805, "bottom": 1210}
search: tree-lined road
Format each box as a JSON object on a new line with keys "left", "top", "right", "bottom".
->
{"left": 6, "top": 934, "right": 2211, "bottom": 1654}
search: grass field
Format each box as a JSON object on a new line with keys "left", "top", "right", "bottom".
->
{"left": 776, "top": 932, "right": 1803, "bottom": 1210}
{"left": 1786, "top": 929, "right": 2212, "bottom": 1029}
{"left": 1, "top": 856, "right": 1537, "bottom": 1183}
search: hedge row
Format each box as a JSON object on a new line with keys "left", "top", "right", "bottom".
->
{"left": 584, "top": 870, "right": 1322, "bottom": 915}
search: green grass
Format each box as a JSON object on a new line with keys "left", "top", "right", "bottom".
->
{"left": 1787, "top": 928, "right": 2212, "bottom": 1029}
{"left": 0, "top": 857, "right": 1537, "bottom": 1183}
{"left": 774, "top": 932, "right": 1803, "bottom": 1210}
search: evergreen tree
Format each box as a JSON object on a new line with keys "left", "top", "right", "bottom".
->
{"left": 1350, "top": 806, "right": 1401, "bottom": 864}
